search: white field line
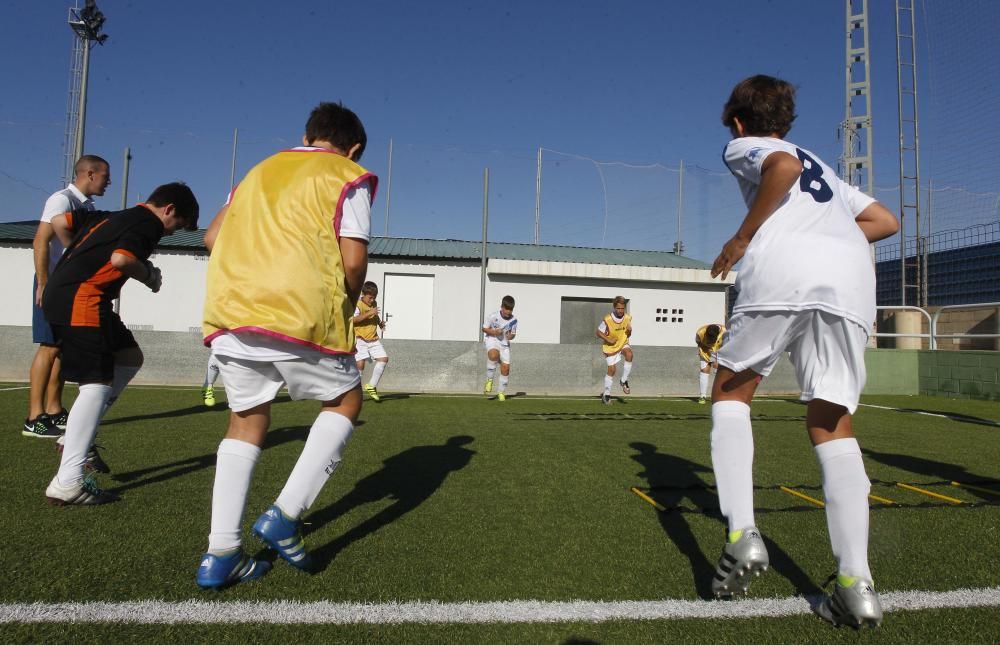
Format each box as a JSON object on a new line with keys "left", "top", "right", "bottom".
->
{"left": 0, "top": 386, "right": 29, "bottom": 392}
{"left": 859, "top": 403, "right": 1000, "bottom": 427}
{"left": 2, "top": 587, "right": 998, "bottom": 624}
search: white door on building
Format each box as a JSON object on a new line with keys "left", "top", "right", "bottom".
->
{"left": 381, "top": 273, "right": 434, "bottom": 339}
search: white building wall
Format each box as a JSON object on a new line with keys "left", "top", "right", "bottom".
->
{"left": 0, "top": 245, "right": 35, "bottom": 327}
{"left": 0, "top": 244, "right": 728, "bottom": 347}
{"left": 485, "top": 276, "right": 727, "bottom": 345}
{"left": 363, "top": 259, "right": 481, "bottom": 341}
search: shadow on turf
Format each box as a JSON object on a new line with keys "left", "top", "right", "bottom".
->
{"left": 108, "top": 424, "right": 312, "bottom": 493}
{"left": 99, "top": 394, "right": 295, "bottom": 426}
{"left": 862, "top": 447, "right": 999, "bottom": 501}
{"left": 306, "top": 435, "right": 476, "bottom": 571}
{"left": 630, "top": 442, "right": 822, "bottom": 599}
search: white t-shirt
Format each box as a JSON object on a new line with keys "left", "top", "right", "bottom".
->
{"left": 212, "top": 163, "right": 373, "bottom": 361}
{"left": 39, "top": 184, "right": 94, "bottom": 272}
{"left": 483, "top": 310, "right": 518, "bottom": 347}
{"left": 724, "top": 136, "right": 877, "bottom": 333}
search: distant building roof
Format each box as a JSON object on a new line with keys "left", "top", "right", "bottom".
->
{"left": 0, "top": 222, "right": 709, "bottom": 270}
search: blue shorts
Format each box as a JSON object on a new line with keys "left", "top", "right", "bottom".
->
{"left": 31, "top": 276, "right": 56, "bottom": 345}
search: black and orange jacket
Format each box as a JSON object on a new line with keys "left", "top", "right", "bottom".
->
{"left": 42, "top": 205, "right": 164, "bottom": 327}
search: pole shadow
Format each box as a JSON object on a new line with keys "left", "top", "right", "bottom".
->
{"left": 108, "top": 425, "right": 310, "bottom": 494}
{"left": 307, "top": 435, "right": 476, "bottom": 571}
{"left": 630, "top": 442, "right": 821, "bottom": 598}
{"left": 862, "top": 447, "right": 999, "bottom": 501}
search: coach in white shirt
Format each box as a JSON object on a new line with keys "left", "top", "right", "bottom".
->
{"left": 23, "top": 155, "right": 111, "bottom": 439}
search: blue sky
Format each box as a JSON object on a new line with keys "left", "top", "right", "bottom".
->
{"left": 2, "top": 1, "right": 990, "bottom": 262}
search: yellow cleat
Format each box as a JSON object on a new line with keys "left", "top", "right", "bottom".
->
{"left": 203, "top": 386, "right": 216, "bottom": 407}
{"left": 484, "top": 378, "right": 493, "bottom": 394}
{"left": 497, "top": 392, "right": 506, "bottom": 402}
{"left": 698, "top": 397, "right": 707, "bottom": 405}
{"left": 363, "top": 384, "right": 380, "bottom": 402}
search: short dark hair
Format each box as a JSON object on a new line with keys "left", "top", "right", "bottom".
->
{"left": 146, "top": 182, "right": 199, "bottom": 231}
{"left": 361, "top": 281, "right": 378, "bottom": 295}
{"left": 704, "top": 324, "right": 722, "bottom": 345}
{"left": 721, "top": 75, "right": 797, "bottom": 137}
{"left": 74, "top": 154, "right": 109, "bottom": 175}
{"left": 612, "top": 295, "right": 627, "bottom": 307}
{"left": 305, "top": 102, "right": 367, "bottom": 162}
{"left": 501, "top": 295, "right": 515, "bottom": 310}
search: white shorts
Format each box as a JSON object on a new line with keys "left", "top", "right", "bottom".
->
{"left": 716, "top": 310, "right": 868, "bottom": 413}
{"left": 485, "top": 339, "right": 511, "bottom": 365}
{"left": 355, "top": 338, "right": 387, "bottom": 362}
{"left": 216, "top": 352, "right": 361, "bottom": 412}
{"left": 699, "top": 356, "right": 717, "bottom": 371}
{"left": 604, "top": 344, "right": 631, "bottom": 366}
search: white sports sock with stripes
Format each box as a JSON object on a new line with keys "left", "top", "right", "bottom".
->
{"left": 699, "top": 372, "right": 709, "bottom": 397}
{"left": 816, "top": 437, "right": 873, "bottom": 580}
{"left": 275, "top": 411, "right": 354, "bottom": 519}
{"left": 603, "top": 375, "right": 613, "bottom": 395}
{"left": 621, "top": 361, "right": 633, "bottom": 383}
{"left": 498, "top": 374, "right": 509, "bottom": 393}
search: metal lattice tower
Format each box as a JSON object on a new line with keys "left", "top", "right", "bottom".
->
{"left": 896, "top": 0, "right": 924, "bottom": 306}
{"left": 61, "top": 7, "right": 85, "bottom": 187}
{"left": 60, "top": 2, "right": 108, "bottom": 187}
{"left": 839, "top": 0, "right": 875, "bottom": 197}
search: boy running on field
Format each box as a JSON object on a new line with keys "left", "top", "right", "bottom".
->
{"left": 482, "top": 295, "right": 517, "bottom": 402}
{"left": 353, "top": 281, "right": 388, "bottom": 402}
{"left": 708, "top": 75, "right": 898, "bottom": 629}
{"left": 197, "top": 102, "right": 376, "bottom": 589}
{"left": 43, "top": 182, "right": 199, "bottom": 505}
{"left": 695, "top": 323, "right": 726, "bottom": 404}
{"left": 596, "top": 295, "right": 633, "bottom": 404}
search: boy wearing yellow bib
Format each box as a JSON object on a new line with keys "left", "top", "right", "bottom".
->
{"left": 695, "top": 323, "right": 725, "bottom": 404}
{"left": 353, "top": 281, "right": 388, "bottom": 402}
{"left": 197, "top": 103, "right": 376, "bottom": 590}
{"left": 596, "top": 295, "right": 633, "bottom": 404}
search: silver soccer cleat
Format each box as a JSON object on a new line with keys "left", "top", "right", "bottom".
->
{"left": 711, "top": 527, "right": 770, "bottom": 598}
{"left": 814, "top": 577, "right": 883, "bottom": 629}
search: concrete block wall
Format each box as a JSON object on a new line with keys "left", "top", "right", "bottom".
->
{"left": 917, "top": 350, "right": 1000, "bottom": 400}
{"left": 2, "top": 325, "right": 996, "bottom": 400}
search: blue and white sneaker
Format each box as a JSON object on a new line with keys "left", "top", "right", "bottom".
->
{"left": 196, "top": 550, "right": 271, "bottom": 589}
{"left": 252, "top": 504, "right": 313, "bottom": 571}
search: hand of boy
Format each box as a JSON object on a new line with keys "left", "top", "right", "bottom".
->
{"left": 712, "top": 235, "right": 750, "bottom": 279}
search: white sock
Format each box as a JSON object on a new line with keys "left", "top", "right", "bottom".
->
{"left": 275, "top": 411, "right": 354, "bottom": 519}
{"left": 498, "top": 374, "right": 509, "bottom": 393}
{"left": 56, "top": 383, "right": 112, "bottom": 487}
{"left": 370, "top": 361, "right": 387, "bottom": 387}
{"left": 603, "top": 375, "right": 613, "bottom": 395}
{"left": 208, "top": 438, "right": 261, "bottom": 554}
{"left": 204, "top": 355, "right": 220, "bottom": 388}
{"left": 486, "top": 361, "right": 498, "bottom": 380}
{"left": 816, "top": 438, "right": 872, "bottom": 580}
{"left": 104, "top": 364, "right": 141, "bottom": 418}
{"left": 699, "top": 372, "right": 709, "bottom": 397}
{"left": 711, "top": 401, "right": 756, "bottom": 534}
{"left": 621, "top": 361, "right": 633, "bottom": 383}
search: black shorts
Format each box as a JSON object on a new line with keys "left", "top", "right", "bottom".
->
{"left": 52, "top": 315, "right": 138, "bottom": 383}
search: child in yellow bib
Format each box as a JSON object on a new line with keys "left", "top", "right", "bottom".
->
{"left": 596, "top": 295, "right": 633, "bottom": 403}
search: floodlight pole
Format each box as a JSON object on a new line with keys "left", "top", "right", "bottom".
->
{"left": 67, "top": 1, "right": 108, "bottom": 168}
{"left": 479, "top": 168, "right": 490, "bottom": 342}
{"left": 534, "top": 147, "right": 542, "bottom": 245}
